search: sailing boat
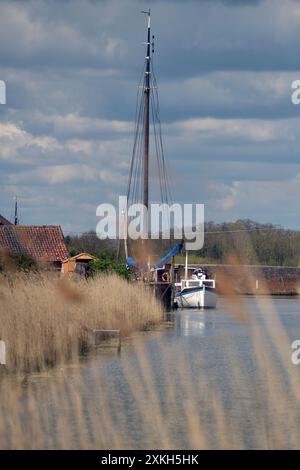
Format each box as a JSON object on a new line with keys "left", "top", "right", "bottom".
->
{"left": 124, "top": 9, "right": 173, "bottom": 266}
{"left": 123, "top": 11, "right": 217, "bottom": 309}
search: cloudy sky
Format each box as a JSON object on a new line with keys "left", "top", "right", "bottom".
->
{"left": 1, "top": 0, "right": 300, "bottom": 233}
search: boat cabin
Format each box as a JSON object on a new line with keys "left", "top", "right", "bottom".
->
{"left": 176, "top": 278, "right": 216, "bottom": 290}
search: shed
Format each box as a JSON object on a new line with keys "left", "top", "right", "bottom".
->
{"left": 62, "top": 252, "right": 96, "bottom": 275}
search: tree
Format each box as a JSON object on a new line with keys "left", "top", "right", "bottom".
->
{"left": 90, "top": 252, "right": 129, "bottom": 279}
{"left": 0, "top": 251, "right": 37, "bottom": 272}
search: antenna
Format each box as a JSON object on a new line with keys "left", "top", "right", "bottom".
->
{"left": 14, "top": 196, "right": 18, "bottom": 225}
{"left": 141, "top": 8, "right": 151, "bottom": 19}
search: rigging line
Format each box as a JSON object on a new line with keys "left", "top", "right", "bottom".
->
{"left": 154, "top": 103, "right": 172, "bottom": 204}
{"left": 127, "top": 104, "right": 142, "bottom": 200}
{"left": 151, "top": 93, "right": 164, "bottom": 205}
{"left": 127, "top": 59, "right": 147, "bottom": 202}
{"left": 132, "top": 67, "right": 144, "bottom": 138}
{"left": 150, "top": 92, "right": 163, "bottom": 203}
{"left": 134, "top": 130, "right": 143, "bottom": 205}
{"left": 151, "top": 60, "right": 173, "bottom": 204}
{"left": 152, "top": 93, "right": 169, "bottom": 208}
{"left": 150, "top": 69, "right": 163, "bottom": 194}
{"left": 152, "top": 93, "right": 171, "bottom": 207}
{"left": 127, "top": 74, "right": 145, "bottom": 203}
{"left": 153, "top": 98, "right": 168, "bottom": 198}
{"left": 150, "top": 91, "right": 174, "bottom": 246}
{"left": 130, "top": 104, "right": 141, "bottom": 201}
{"left": 132, "top": 62, "right": 147, "bottom": 206}
{"left": 150, "top": 66, "right": 168, "bottom": 206}
{"left": 151, "top": 84, "right": 171, "bottom": 202}
{"left": 132, "top": 92, "right": 145, "bottom": 205}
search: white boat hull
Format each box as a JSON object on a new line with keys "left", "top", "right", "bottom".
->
{"left": 175, "top": 287, "right": 217, "bottom": 309}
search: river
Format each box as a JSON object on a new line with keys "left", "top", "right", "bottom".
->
{"left": 1, "top": 296, "right": 300, "bottom": 449}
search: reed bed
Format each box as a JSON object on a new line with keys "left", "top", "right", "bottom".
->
{"left": 0, "top": 273, "right": 163, "bottom": 372}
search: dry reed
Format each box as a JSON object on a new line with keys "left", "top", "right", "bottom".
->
{"left": 0, "top": 273, "right": 163, "bottom": 372}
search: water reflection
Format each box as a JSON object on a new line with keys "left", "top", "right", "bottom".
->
{"left": 174, "top": 310, "right": 216, "bottom": 337}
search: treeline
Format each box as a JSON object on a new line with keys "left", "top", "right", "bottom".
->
{"left": 64, "top": 231, "right": 116, "bottom": 258}
{"left": 64, "top": 219, "right": 300, "bottom": 267}
{"left": 197, "top": 220, "right": 300, "bottom": 266}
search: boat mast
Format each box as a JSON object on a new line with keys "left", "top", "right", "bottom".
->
{"left": 142, "top": 9, "right": 151, "bottom": 222}
{"left": 124, "top": 11, "right": 173, "bottom": 265}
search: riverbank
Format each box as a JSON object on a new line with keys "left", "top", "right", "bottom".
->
{"left": 0, "top": 273, "right": 164, "bottom": 372}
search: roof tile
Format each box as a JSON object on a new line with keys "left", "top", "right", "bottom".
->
{"left": 0, "top": 214, "right": 12, "bottom": 225}
{"left": 0, "top": 226, "right": 68, "bottom": 262}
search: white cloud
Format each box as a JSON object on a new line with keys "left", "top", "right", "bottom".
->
{"left": 0, "top": 122, "right": 63, "bottom": 162}
{"left": 37, "top": 164, "right": 99, "bottom": 184}
{"left": 172, "top": 117, "right": 276, "bottom": 142}
{"left": 210, "top": 182, "right": 240, "bottom": 211}
{"left": 38, "top": 113, "right": 133, "bottom": 136}
{"left": 207, "top": 174, "right": 300, "bottom": 227}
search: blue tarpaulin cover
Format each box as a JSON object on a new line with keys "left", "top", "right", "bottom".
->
{"left": 126, "top": 242, "right": 183, "bottom": 271}
{"left": 126, "top": 256, "right": 136, "bottom": 267}
{"left": 154, "top": 242, "right": 183, "bottom": 269}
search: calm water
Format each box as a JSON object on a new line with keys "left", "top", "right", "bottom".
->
{"left": 2, "top": 296, "right": 300, "bottom": 449}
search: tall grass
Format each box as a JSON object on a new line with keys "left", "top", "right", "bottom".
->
{"left": 0, "top": 273, "right": 163, "bottom": 372}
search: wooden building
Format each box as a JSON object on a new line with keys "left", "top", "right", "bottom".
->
{"left": 0, "top": 225, "right": 68, "bottom": 270}
{"left": 0, "top": 213, "right": 12, "bottom": 226}
{"left": 62, "top": 252, "right": 96, "bottom": 275}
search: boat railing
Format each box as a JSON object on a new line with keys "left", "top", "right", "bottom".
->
{"left": 175, "top": 279, "right": 216, "bottom": 289}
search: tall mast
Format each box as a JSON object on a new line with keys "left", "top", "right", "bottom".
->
{"left": 124, "top": 11, "right": 172, "bottom": 264}
{"left": 142, "top": 9, "right": 151, "bottom": 214}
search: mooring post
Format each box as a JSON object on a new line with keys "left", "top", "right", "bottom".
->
{"left": 0, "top": 340, "right": 6, "bottom": 365}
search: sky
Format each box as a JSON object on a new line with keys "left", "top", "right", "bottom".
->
{"left": 1, "top": 0, "right": 300, "bottom": 233}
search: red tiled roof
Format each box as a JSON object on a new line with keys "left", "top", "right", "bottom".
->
{"left": 0, "top": 226, "right": 68, "bottom": 262}
{"left": 0, "top": 213, "right": 12, "bottom": 225}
